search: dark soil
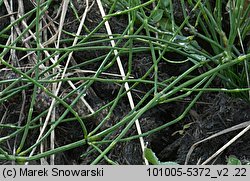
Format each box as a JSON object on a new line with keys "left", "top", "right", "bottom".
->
{"left": 160, "top": 93, "right": 250, "bottom": 165}
{"left": 0, "top": 0, "right": 249, "bottom": 165}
